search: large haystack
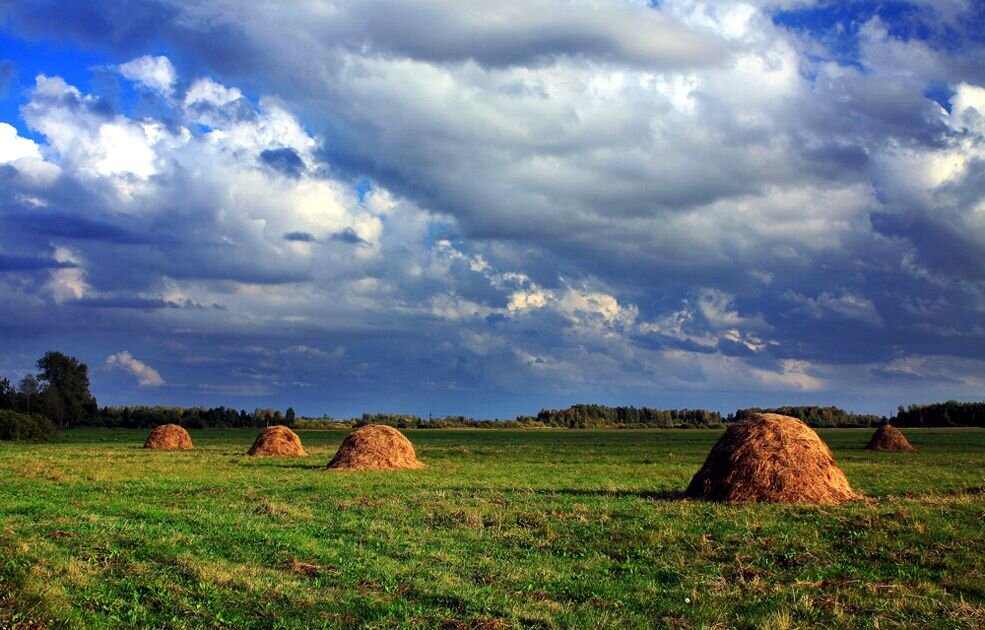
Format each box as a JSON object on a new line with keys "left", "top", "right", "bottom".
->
{"left": 327, "top": 424, "right": 425, "bottom": 470}
{"left": 143, "top": 424, "right": 193, "bottom": 450}
{"left": 685, "top": 413, "right": 859, "bottom": 504}
{"left": 248, "top": 425, "right": 306, "bottom": 457}
{"left": 866, "top": 424, "right": 914, "bottom": 451}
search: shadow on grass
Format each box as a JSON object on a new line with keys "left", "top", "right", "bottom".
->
{"left": 434, "top": 485, "right": 690, "bottom": 501}
{"left": 550, "top": 488, "right": 688, "bottom": 501}
{"left": 235, "top": 461, "right": 328, "bottom": 470}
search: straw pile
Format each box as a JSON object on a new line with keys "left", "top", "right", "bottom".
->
{"left": 866, "top": 424, "right": 914, "bottom": 451}
{"left": 247, "top": 425, "right": 307, "bottom": 457}
{"left": 685, "top": 413, "right": 859, "bottom": 504}
{"left": 327, "top": 424, "right": 425, "bottom": 470}
{"left": 143, "top": 424, "right": 193, "bottom": 450}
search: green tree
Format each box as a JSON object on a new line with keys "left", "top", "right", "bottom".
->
{"left": 18, "top": 375, "right": 39, "bottom": 414}
{"left": 35, "top": 351, "right": 98, "bottom": 426}
{"left": 285, "top": 407, "right": 296, "bottom": 425}
{"left": 0, "top": 377, "right": 14, "bottom": 410}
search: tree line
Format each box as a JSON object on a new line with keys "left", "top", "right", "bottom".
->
{"left": 88, "top": 405, "right": 297, "bottom": 429}
{"left": 893, "top": 401, "right": 985, "bottom": 427}
{"left": 0, "top": 351, "right": 98, "bottom": 427}
{"left": 730, "top": 406, "right": 885, "bottom": 428}
{"left": 3, "top": 351, "right": 985, "bottom": 440}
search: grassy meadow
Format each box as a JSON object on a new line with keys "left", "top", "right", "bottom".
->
{"left": 1, "top": 428, "right": 983, "bottom": 628}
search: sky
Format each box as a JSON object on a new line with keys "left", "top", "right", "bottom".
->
{"left": 0, "top": 0, "right": 984, "bottom": 419}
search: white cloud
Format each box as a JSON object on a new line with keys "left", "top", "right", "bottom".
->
{"left": 184, "top": 77, "right": 243, "bottom": 108}
{"left": 106, "top": 351, "right": 165, "bottom": 387}
{"left": 22, "top": 75, "right": 188, "bottom": 185}
{"left": 750, "top": 359, "right": 826, "bottom": 391}
{"left": 46, "top": 246, "right": 87, "bottom": 304}
{"left": 0, "top": 123, "right": 42, "bottom": 162}
{"left": 117, "top": 55, "right": 177, "bottom": 96}
{"left": 949, "top": 82, "right": 985, "bottom": 135}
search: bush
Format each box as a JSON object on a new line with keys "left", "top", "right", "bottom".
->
{"left": 0, "top": 409, "right": 56, "bottom": 442}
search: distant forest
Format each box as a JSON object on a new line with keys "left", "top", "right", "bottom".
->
{"left": 3, "top": 352, "right": 985, "bottom": 431}
{"left": 893, "top": 401, "right": 985, "bottom": 427}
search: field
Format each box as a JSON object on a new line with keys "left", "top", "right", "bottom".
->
{"left": 1, "top": 428, "right": 983, "bottom": 629}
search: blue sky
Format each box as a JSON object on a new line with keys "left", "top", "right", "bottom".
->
{"left": 1, "top": 0, "right": 984, "bottom": 418}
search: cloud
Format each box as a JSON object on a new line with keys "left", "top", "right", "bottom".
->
{"left": 0, "top": 123, "right": 42, "bottom": 162}
{"left": 283, "top": 231, "right": 316, "bottom": 242}
{"left": 329, "top": 227, "right": 370, "bottom": 246}
{"left": 0, "top": 59, "right": 15, "bottom": 97}
{"left": 786, "top": 291, "right": 885, "bottom": 327}
{"left": 106, "top": 350, "right": 165, "bottom": 386}
{"left": 260, "top": 147, "right": 304, "bottom": 178}
{"left": 0, "top": 253, "right": 77, "bottom": 272}
{"left": 45, "top": 246, "right": 87, "bottom": 303}
{"left": 117, "top": 55, "right": 176, "bottom": 96}
{"left": 21, "top": 75, "right": 179, "bottom": 183}
{"left": 0, "top": 2, "right": 983, "bottom": 416}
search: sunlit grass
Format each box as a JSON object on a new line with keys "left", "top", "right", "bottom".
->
{"left": 1, "top": 428, "right": 983, "bottom": 628}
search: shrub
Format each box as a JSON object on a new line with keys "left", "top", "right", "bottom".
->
{"left": 0, "top": 409, "right": 56, "bottom": 442}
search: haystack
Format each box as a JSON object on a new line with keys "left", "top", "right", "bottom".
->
{"left": 248, "top": 425, "right": 306, "bottom": 457}
{"left": 327, "top": 424, "right": 425, "bottom": 470}
{"left": 685, "top": 413, "right": 859, "bottom": 504}
{"left": 866, "top": 424, "right": 914, "bottom": 451}
{"left": 143, "top": 424, "right": 193, "bottom": 450}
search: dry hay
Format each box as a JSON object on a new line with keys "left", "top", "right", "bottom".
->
{"left": 327, "top": 424, "right": 425, "bottom": 470}
{"left": 685, "top": 413, "right": 859, "bottom": 505}
{"left": 866, "top": 424, "right": 915, "bottom": 451}
{"left": 247, "top": 425, "right": 306, "bottom": 457}
{"left": 143, "top": 424, "right": 193, "bottom": 450}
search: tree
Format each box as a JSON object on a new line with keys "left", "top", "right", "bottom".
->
{"left": 18, "top": 375, "right": 39, "bottom": 414}
{"left": 285, "top": 407, "right": 296, "bottom": 425}
{"left": 0, "top": 409, "right": 55, "bottom": 442}
{"left": 35, "top": 351, "right": 98, "bottom": 426}
{"left": 0, "top": 378, "right": 14, "bottom": 410}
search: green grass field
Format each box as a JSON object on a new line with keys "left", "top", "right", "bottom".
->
{"left": 1, "top": 428, "right": 983, "bottom": 628}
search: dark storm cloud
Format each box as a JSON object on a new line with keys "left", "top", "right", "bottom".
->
{"left": 9, "top": 212, "right": 152, "bottom": 244}
{"left": 329, "top": 228, "right": 370, "bottom": 247}
{"left": 260, "top": 148, "right": 304, "bottom": 179}
{"left": 0, "top": 0, "right": 175, "bottom": 53}
{"left": 283, "top": 231, "right": 316, "bottom": 243}
{"left": 74, "top": 296, "right": 179, "bottom": 309}
{"left": 0, "top": 253, "right": 75, "bottom": 272}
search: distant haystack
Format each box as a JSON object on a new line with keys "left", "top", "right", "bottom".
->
{"left": 248, "top": 425, "right": 306, "bottom": 457}
{"left": 866, "top": 424, "right": 914, "bottom": 451}
{"left": 327, "top": 424, "right": 425, "bottom": 470}
{"left": 685, "top": 413, "right": 859, "bottom": 504}
{"left": 143, "top": 424, "right": 193, "bottom": 450}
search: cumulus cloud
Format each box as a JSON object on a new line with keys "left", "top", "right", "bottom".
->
{"left": 45, "top": 246, "right": 88, "bottom": 303}
{"left": 0, "top": 122, "right": 41, "bottom": 162}
{"left": 0, "top": 1, "right": 984, "bottom": 415}
{"left": 117, "top": 55, "right": 176, "bottom": 95}
{"left": 106, "top": 351, "right": 165, "bottom": 386}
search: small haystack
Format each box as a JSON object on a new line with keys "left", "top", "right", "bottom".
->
{"left": 143, "top": 424, "right": 193, "bottom": 450}
{"left": 685, "top": 413, "right": 859, "bottom": 504}
{"left": 327, "top": 424, "right": 425, "bottom": 470}
{"left": 247, "top": 425, "right": 306, "bottom": 457}
{"left": 866, "top": 424, "right": 914, "bottom": 451}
